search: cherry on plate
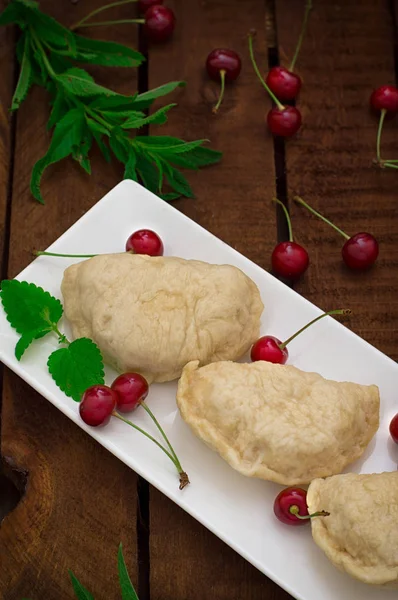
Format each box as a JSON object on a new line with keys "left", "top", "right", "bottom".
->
{"left": 111, "top": 372, "right": 149, "bottom": 413}
{"left": 80, "top": 385, "right": 117, "bottom": 427}
{"left": 390, "top": 413, "right": 398, "bottom": 444}
{"left": 144, "top": 5, "right": 175, "bottom": 42}
{"left": 295, "top": 196, "right": 379, "bottom": 270}
{"left": 126, "top": 229, "right": 164, "bottom": 256}
{"left": 266, "top": 66, "right": 302, "bottom": 102}
{"left": 274, "top": 487, "right": 329, "bottom": 526}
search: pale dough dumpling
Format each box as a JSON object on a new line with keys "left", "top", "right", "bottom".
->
{"left": 61, "top": 253, "right": 263, "bottom": 382}
{"left": 307, "top": 472, "right": 398, "bottom": 587}
{"left": 176, "top": 360, "right": 379, "bottom": 485}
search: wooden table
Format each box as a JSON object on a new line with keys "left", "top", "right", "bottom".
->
{"left": 1, "top": 0, "right": 398, "bottom": 598}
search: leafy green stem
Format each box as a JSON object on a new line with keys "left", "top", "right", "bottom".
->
{"left": 74, "top": 19, "right": 145, "bottom": 30}
{"left": 52, "top": 324, "right": 70, "bottom": 345}
{"left": 376, "top": 109, "right": 386, "bottom": 163}
{"left": 248, "top": 32, "right": 284, "bottom": 110}
{"left": 289, "top": 0, "right": 313, "bottom": 72}
{"left": 30, "top": 27, "right": 57, "bottom": 79}
{"left": 85, "top": 106, "right": 113, "bottom": 132}
{"left": 70, "top": 0, "right": 139, "bottom": 31}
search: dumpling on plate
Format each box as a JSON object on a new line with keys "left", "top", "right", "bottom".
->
{"left": 307, "top": 472, "right": 398, "bottom": 587}
{"left": 176, "top": 360, "right": 379, "bottom": 485}
{"left": 61, "top": 253, "right": 263, "bottom": 383}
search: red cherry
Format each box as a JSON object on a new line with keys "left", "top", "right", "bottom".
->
{"left": 144, "top": 5, "right": 175, "bottom": 42}
{"left": 389, "top": 413, "right": 398, "bottom": 444}
{"left": 370, "top": 85, "right": 398, "bottom": 115}
{"left": 267, "top": 106, "right": 302, "bottom": 137}
{"left": 272, "top": 241, "right": 309, "bottom": 280}
{"left": 206, "top": 49, "right": 242, "bottom": 82}
{"left": 250, "top": 336, "right": 288, "bottom": 365}
{"left": 266, "top": 66, "right": 302, "bottom": 102}
{"left": 138, "top": 0, "right": 163, "bottom": 13}
{"left": 79, "top": 385, "right": 117, "bottom": 427}
{"left": 274, "top": 487, "right": 310, "bottom": 526}
{"left": 342, "top": 233, "right": 379, "bottom": 270}
{"left": 125, "top": 229, "right": 164, "bottom": 256}
{"left": 111, "top": 373, "right": 149, "bottom": 414}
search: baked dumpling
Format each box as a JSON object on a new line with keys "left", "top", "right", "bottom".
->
{"left": 176, "top": 360, "right": 379, "bottom": 485}
{"left": 61, "top": 253, "right": 263, "bottom": 382}
{"left": 307, "top": 472, "right": 398, "bottom": 587}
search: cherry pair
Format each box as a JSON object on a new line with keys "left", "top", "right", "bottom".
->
{"left": 271, "top": 197, "right": 379, "bottom": 282}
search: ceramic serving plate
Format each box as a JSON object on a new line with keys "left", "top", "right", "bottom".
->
{"left": 0, "top": 180, "right": 397, "bottom": 600}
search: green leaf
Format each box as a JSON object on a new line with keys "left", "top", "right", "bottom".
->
{"left": 72, "top": 133, "right": 93, "bottom": 174}
{"left": 109, "top": 130, "right": 130, "bottom": 163}
{"left": 135, "top": 137, "right": 207, "bottom": 154}
{"left": 101, "top": 109, "right": 144, "bottom": 120}
{"left": 15, "top": 328, "right": 52, "bottom": 361}
{"left": 69, "top": 571, "right": 94, "bottom": 600}
{"left": 0, "top": 279, "right": 63, "bottom": 336}
{"left": 11, "top": 34, "right": 33, "bottom": 110}
{"left": 89, "top": 94, "right": 138, "bottom": 111}
{"left": 28, "top": 7, "right": 77, "bottom": 55}
{"left": 160, "top": 192, "right": 181, "bottom": 201}
{"left": 118, "top": 544, "right": 139, "bottom": 600}
{"left": 123, "top": 152, "right": 137, "bottom": 181}
{"left": 48, "top": 338, "right": 105, "bottom": 402}
{"left": 184, "top": 146, "right": 222, "bottom": 167}
{"left": 74, "top": 34, "right": 144, "bottom": 68}
{"left": 0, "top": 2, "right": 25, "bottom": 25}
{"left": 122, "top": 104, "right": 176, "bottom": 129}
{"left": 48, "top": 93, "right": 71, "bottom": 130}
{"left": 86, "top": 117, "right": 110, "bottom": 138}
{"left": 31, "top": 107, "right": 85, "bottom": 202}
{"left": 92, "top": 131, "right": 111, "bottom": 163}
{"left": 165, "top": 164, "right": 194, "bottom": 198}
{"left": 136, "top": 153, "right": 161, "bottom": 194}
{"left": 132, "top": 81, "right": 185, "bottom": 110}
{"left": 57, "top": 68, "right": 117, "bottom": 97}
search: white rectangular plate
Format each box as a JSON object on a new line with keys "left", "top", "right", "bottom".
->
{"left": 1, "top": 180, "right": 397, "bottom": 600}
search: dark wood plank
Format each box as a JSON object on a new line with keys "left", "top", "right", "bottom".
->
{"left": 0, "top": 2, "right": 141, "bottom": 598}
{"left": 147, "top": 1, "right": 285, "bottom": 598}
{"left": 275, "top": 0, "right": 398, "bottom": 360}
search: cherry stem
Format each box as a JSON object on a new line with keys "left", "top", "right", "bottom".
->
{"left": 289, "top": 0, "right": 313, "bottom": 72}
{"left": 294, "top": 196, "right": 350, "bottom": 241}
{"left": 113, "top": 412, "right": 190, "bottom": 489}
{"left": 248, "top": 32, "right": 285, "bottom": 111}
{"left": 141, "top": 401, "right": 182, "bottom": 469}
{"left": 212, "top": 69, "right": 226, "bottom": 114}
{"left": 273, "top": 198, "right": 293, "bottom": 242}
{"left": 35, "top": 251, "right": 97, "bottom": 258}
{"left": 289, "top": 505, "right": 330, "bottom": 519}
{"left": 73, "top": 18, "right": 144, "bottom": 29}
{"left": 376, "top": 109, "right": 387, "bottom": 163}
{"left": 279, "top": 308, "right": 351, "bottom": 350}
{"left": 70, "top": 0, "right": 139, "bottom": 30}
{"left": 384, "top": 162, "right": 398, "bottom": 169}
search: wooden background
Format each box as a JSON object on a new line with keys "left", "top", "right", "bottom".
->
{"left": 1, "top": 0, "right": 398, "bottom": 598}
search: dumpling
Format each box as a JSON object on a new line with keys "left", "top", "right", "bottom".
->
{"left": 307, "top": 472, "right": 398, "bottom": 587}
{"left": 61, "top": 253, "right": 263, "bottom": 383}
{"left": 176, "top": 360, "right": 379, "bottom": 485}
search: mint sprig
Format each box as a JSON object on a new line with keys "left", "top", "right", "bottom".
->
{"left": 0, "top": 0, "right": 222, "bottom": 203}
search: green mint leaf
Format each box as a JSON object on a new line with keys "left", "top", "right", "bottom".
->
{"left": 101, "top": 109, "right": 144, "bottom": 120}
{"left": 31, "top": 107, "right": 86, "bottom": 202}
{"left": 28, "top": 7, "right": 77, "bottom": 55}
{"left": 136, "top": 153, "right": 162, "bottom": 194}
{"left": 121, "top": 103, "right": 176, "bottom": 129}
{"left": 0, "top": 1, "right": 25, "bottom": 25}
{"left": 57, "top": 68, "right": 117, "bottom": 97}
{"left": 69, "top": 571, "right": 94, "bottom": 600}
{"left": 48, "top": 93, "right": 71, "bottom": 130}
{"left": 135, "top": 137, "right": 207, "bottom": 154}
{"left": 48, "top": 338, "right": 105, "bottom": 403}
{"left": 132, "top": 81, "right": 185, "bottom": 110}
{"left": 89, "top": 94, "right": 138, "bottom": 111}
{"left": 72, "top": 133, "right": 93, "bottom": 174}
{"left": 11, "top": 34, "right": 33, "bottom": 111}
{"left": 167, "top": 146, "right": 223, "bottom": 169}
{"left": 92, "top": 132, "right": 111, "bottom": 163}
{"left": 75, "top": 34, "right": 144, "bottom": 68}
{"left": 164, "top": 163, "right": 194, "bottom": 198}
{"left": 118, "top": 544, "right": 139, "bottom": 600}
{"left": 109, "top": 130, "right": 130, "bottom": 163}
{"left": 86, "top": 117, "right": 110, "bottom": 138}
{"left": 0, "top": 280, "right": 63, "bottom": 336}
{"left": 15, "top": 328, "right": 52, "bottom": 361}
{"left": 160, "top": 192, "right": 181, "bottom": 201}
{"left": 123, "top": 152, "right": 138, "bottom": 181}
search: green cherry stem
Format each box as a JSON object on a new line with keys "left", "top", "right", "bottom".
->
{"left": 294, "top": 196, "right": 350, "bottom": 241}
{"left": 70, "top": 0, "right": 139, "bottom": 30}
{"left": 289, "top": 505, "right": 330, "bottom": 519}
{"left": 279, "top": 309, "right": 351, "bottom": 350}
{"left": 73, "top": 19, "right": 145, "bottom": 29}
{"left": 212, "top": 69, "right": 226, "bottom": 114}
{"left": 141, "top": 401, "right": 181, "bottom": 467}
{"left": 273, "top": 198, "right": 293, "bottom": 242}
{"left": 289, "top": 0, "right": 313, "bottom": 72}
{"left": 384, "top": 162, "right": 398, "bottom": 169}
{"left": 376, "top": 108, "right": 387, "bottom": 163}
{"left": 35, "top": 251, "right": 97, "bottom": 258}
{"left": 113, "top": 412, "right": 190, "bottom": 490}
{"left": 248, "top": 32, "right": 285, "bottom": 111}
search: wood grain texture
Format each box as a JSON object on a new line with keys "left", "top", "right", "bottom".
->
{"left": 275, "top": 0, "right": 398, "bottom": 359}
{"left": 147, "top": 1, "right": 285, "bottom": 599}
{"left": 0, "top": 2, "right": 140, "bottom": 598}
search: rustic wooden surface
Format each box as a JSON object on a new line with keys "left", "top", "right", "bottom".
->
{"left": 1, "top": 0, "right": 398, "bottom": 599}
